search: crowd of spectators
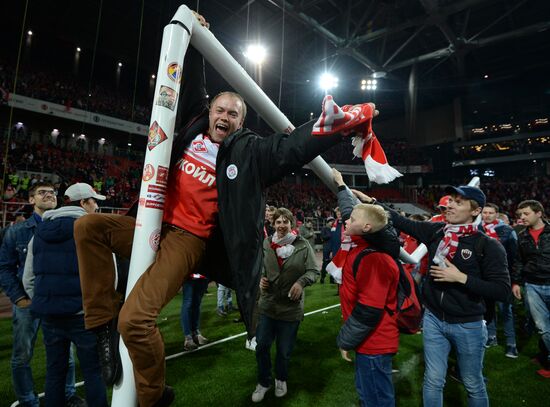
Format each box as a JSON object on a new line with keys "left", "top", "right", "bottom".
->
{"left": 1, "top": 139, "right": 142, "bottom": 221}
{"left": 265, "top": 181, "right": 335, "bottom": 221}
{"left": 5, "top": 134, "right": 547, "bottom": 230}
{"left": 0, "top": 63, "right": 151, "bottom": 123}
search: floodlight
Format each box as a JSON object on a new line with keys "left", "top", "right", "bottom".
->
{"left": 244, "top": 44, "right": 267, "bottom": 65}
{"left": 319, "top": 73, "right": 339, "bottom": 91}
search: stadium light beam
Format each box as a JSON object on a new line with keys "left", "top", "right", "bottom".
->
{"left": 244, "top": 44, "right": 267, "bottom": 65}
{"left": 319, "top": 73, "right": 338, "bottom": 91}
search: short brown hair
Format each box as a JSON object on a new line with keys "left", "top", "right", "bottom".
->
{"left": 354, "top": 203, "right": 388, "bottom": 233}
{"left": 484, "top": 203, "right": 499, "bottom": 212}
{"left": 518, "top": 200, "right": 545, "bottom": 216}
{"left": 272, "top": 207, "right": 295, "bottom": 228}
{"left": 210, "top": 91, "right": 247, "bottom": 121}
{"left": 29, "top": 182, "right": 56, "bottom": 197}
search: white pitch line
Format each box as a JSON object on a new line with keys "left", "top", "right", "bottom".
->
{"left": 10, "top": 303, "right": 341, "bottom": 407}
{"left": 167, "top": 303, "right": 341, "bottom": 360}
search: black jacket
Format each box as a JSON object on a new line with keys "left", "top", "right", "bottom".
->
{"left": 512, "top": 222, "right": 550, "bottom": 285}
{"left": 388, "top": 210, "right": 510, "bottom": 323}
{"left": 168, "top": 47, "right": 343, "bottom": 334}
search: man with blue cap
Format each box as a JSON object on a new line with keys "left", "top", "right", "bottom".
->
{"left": 351, "top": 184, "right": 511, "bottom": 407}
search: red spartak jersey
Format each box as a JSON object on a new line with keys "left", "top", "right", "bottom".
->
{"left": 163, "top": 134, "right": 219, "bottom": 239}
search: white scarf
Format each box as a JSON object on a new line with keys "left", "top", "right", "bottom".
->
{"left": 271, "top": 233, "right": 297, "bottom": 259}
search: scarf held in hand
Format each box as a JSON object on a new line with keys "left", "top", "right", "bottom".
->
{"left": 312, "top": 95, "right": 402, "bottom": 184}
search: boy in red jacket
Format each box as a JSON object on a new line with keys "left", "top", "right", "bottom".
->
{"left": 332, "top": 169, "right": 400, "bottom": 407}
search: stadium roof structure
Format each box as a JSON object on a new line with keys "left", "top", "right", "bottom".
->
{"left": 2, "top": 0, "right": 550, "bottom": 126}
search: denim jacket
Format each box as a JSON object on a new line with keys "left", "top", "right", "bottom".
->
{"left": 0, "top": 215, "right": 39, "bottom": 304}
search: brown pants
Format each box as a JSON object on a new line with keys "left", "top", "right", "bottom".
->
{"left": 75, "top": 214, "right": 206, "bottom": 407}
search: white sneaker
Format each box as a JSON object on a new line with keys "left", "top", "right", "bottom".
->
{"left": 193, "top": 331, "right": 209, "bottom": 346}
{"left": 245, "top": 336, "right": 257, "bottom": 351}
{"left": 274, "top": 379, "right": 287, "bottom": 397}
{"left": 251, "top": 383, "right": 271, "bottom": 402}
{"left": 184, "top": 336, "right": 198, "bottom": 351}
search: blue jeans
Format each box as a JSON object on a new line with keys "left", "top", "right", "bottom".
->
{"left": 355, "top": 353, "right": 395, "bottom": 407}
{"left": 217, "top": 284, "right": 233, "bottom": 309}
{"left": 12, "top": 305, "right": 76, "bottom": 406}
{"left": 42, "top": 316, "right": 107, "bottom": 407}
{"left": 180, "top": 278, "right": 209, "bottom": 336}
{"left": 422, "top": 309, "right": 488, "bottom": 407}
{"left": 525, "top": 283, "right": 550, "bottom": 362}
{"left": 487, "top": 301, "right": 517, "bottom": 346}
{"left": 255, "top": 314, "right": 300, "bottom": 387}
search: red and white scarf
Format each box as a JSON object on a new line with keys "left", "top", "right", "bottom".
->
{"left": 482, "top": 220, "right": 500, "bottom": 240}
{"left": 326, "top": 235, "right": 370, "bottom": 284}
{"left": 312, "top": 95, "right": 402, "bottom": 184}
{"left": 433, "top": 220, "right": 480, "bottom": 266}
{"left": 270, "top": 233, "right": 297, "bottom": 268}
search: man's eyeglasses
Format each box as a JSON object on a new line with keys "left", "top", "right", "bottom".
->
{"left": 34, "top": 189, "right": 58, "bottom": 197}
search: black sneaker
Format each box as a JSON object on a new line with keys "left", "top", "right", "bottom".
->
{"left": 505, "top": 345, "right": 519, "bottom": 359}
{"left": 152, "top": 386, "right": 175, "bottom": 407}
{"left": 95, "top": 318, "right": 122, "bottom": 386}
{"left": 485, "top": 336, "right": 498, "bottom": 348}
{"left": 66, "top": 394, "right": 87, "bottom": 407}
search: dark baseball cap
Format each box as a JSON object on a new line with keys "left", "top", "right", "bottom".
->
{"left": 444, "top": 185, "right": 486, "bottom": 208}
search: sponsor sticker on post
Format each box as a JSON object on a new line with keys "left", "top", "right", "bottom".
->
{"left": 148, "top": 184, "right": 167, "bottom": 194}
{"left": 156, "top": 165, "right": 169, "bottom": 185}
{"left": 149, "top": 228, "right": 161, "bottom": 252}
{"left": 167, "top": 63, "right": 182, "bottom": 83}
{"left": 145, "top": 200, "right": 164, "bottom": 210}
{"left": 148, "top": 121, "right": 168, "bottom": 151}
{"left": 143, "top": 164, "right": 155, "bottom": 181}
{"left": 155, "top": 85, "right": 177, "bottom": 111}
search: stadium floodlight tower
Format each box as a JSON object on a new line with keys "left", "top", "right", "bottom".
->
{"left": 115, "top": 5, "right": 419, "bottom": 405}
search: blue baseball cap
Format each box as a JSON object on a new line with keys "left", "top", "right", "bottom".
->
{"left": 444, "top": 185, "right": 486, "bottom": 208}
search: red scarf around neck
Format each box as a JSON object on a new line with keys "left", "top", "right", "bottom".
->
{"left": 434, "top": 223, "right": 479, "bottom": 266}
{"left": 326, "top": 235, "right": 370, "bottom": 283}
{"left": 482, "top": 220, "right": 500, "bottom": 240}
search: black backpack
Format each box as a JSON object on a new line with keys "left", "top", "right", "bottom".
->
{"left": 352, "top": 248, "right": 423, "bottom": 334}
